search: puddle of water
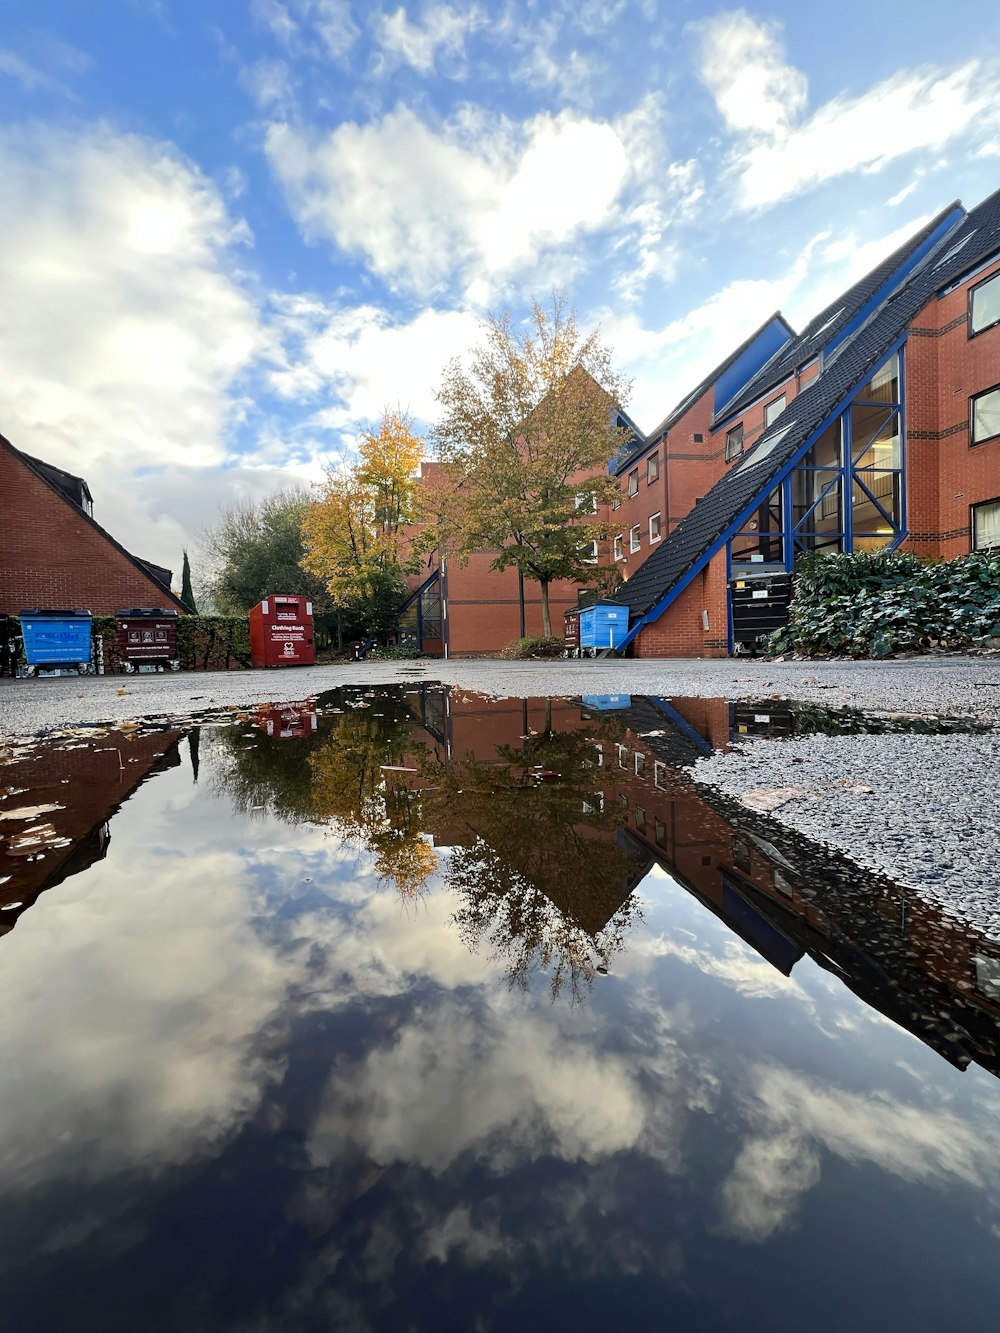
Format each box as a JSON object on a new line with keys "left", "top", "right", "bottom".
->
{"left": 0, "top": 687, "right": 999, "bottom": 1331}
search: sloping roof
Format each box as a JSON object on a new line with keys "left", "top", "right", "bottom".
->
{"left": 712, "top": 201, "right": 963, "bottom": 425}
{"left": 618, "top": 187, "right": 1000, "bottom": 625}
{"left": 1, "top": 434, "right": 189, "bottom": 613}
{"left": 19, "top": 451, "right": 93, "bottom": 509}
{"left": 615, "top": 312, "right": 795, "bottom": 475}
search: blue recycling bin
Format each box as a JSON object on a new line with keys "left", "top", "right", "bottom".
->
{"left": 581, "top": 694, "right": 632, "bottom": 711}
{"left": 19, "top": 608, "right": 92, "bottom": 673}
{"left": 578, "top": 602, "right": 629, "bottom": 655}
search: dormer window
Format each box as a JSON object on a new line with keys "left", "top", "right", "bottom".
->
{"left": 726, "top": 424, "right": 744, "bottom": 461}
{"left": 764, "top": 394, "right": 786, "bottom": 427}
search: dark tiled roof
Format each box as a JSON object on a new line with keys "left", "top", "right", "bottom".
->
{"left": 712, "top": 202, "right": 962, "bottom": 425}
{"left": 19, "top": 451, "right": 93, "bottom": 510}
{"left": 619, "top": 187, "right": 1000, "bottom": 623}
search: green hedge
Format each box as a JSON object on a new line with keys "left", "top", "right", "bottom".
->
{"left": 768, "top": 549, "right": 1000, "bottom": 658}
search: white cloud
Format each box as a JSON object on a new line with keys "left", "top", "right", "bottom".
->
{"left": 239, "top": 56, "right": 297, "bottom": 114}
{"left": 269, "top": 297, "right": 481, "bottom": 428}
{"left": 0, "top": 49, "right": 61, "bottom": 92}
{"left": 252, "top": 0, "right": 359, "bottom": 62}
{"left": 265, "top": 104, "right": 630, "bottom": 297}
{"left": 695, "top": 13, "right": 1000, "bottom": 211}
{"left": 694, "top": 10, "right": 807, "bottom": 137}
{"left": 0, "top": 123, "right": 269, "bottom": 568}
{"left": 375, "top": 3, "right": 478, "bottom": 76}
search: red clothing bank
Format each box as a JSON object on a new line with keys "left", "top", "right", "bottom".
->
{"left": 400, "top": 185, "right": 1000, "bottom": 658}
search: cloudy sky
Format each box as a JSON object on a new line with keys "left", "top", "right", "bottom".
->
{"left": 3, "top": 0, "right": 1000, "bottom": 574}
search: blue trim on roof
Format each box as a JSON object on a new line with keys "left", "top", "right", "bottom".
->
{"left": 396, "top": 566, "right": 440, "bottom": 616}
{"left": 647, "top": 697, "right": 714, "bottom": 756}
{"left": 824, "top": 205, "right": 965, "bottom": 362}
{"left": 713, "top": 317, "right": 794, "bottom": 418}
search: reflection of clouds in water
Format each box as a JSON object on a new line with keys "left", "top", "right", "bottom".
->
{"left": 718, "top": 1063, "right": 1000, "bottom": 1242}
{"left": 305, "top": 995, "right": 649, "bottom": 1173}
{"left": 0, "top": 845, "right": 295, "bottom": 1189}
{"left": 628, "top": 928, "right": 809, "bottom": 1002}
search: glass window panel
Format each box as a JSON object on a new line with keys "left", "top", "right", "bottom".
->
{"left": 630, "top": 525, "right": 641, "bottom": 552}
{"left": 972, "top": 386, "right": 1000, "bottom": 444}
{"left": 973, "top": 501, "right": 1000, "bottom": 550}
{"left": 851, "top": 403, "right": 900, "bottom": 464}
{"left": 800, "top": 420, "right": 841, "bottom": 470}
{"left": 726, "top": 424, "right": 744, "bottom": 461}
{"left": 614, "top": 535, "right": 624, "bottom": 560}
{"left": 647, "top": 452, "right": 659, "bottom": 482}
{"left": 764, "top": 394, "right": 786, "bottom": 427}
{"left": 628, "top": 469, "right": 639, "bottom": 497}
{"left": 649, "top": 512, "right": 661, "bottom": 541}
{"left": 971, "top": 274, "right": 1000, "bottom": 334}
{"left": 793, "top": 469, "right": 841, "bottom": 529}
{"left": 852, "top": 472, "right": 899, "bottom": 543}
{"left": 861, "top": 353, "right": 900, "bottom": 404}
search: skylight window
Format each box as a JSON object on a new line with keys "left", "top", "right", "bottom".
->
{"left": 934, "top": 231, "right": 976, "bottom": 268}
{"left": 737, "top": 424, "right": 793, "bottom": 473}
{"left": 813, "top": 307, "right": 844, "bottom": 339}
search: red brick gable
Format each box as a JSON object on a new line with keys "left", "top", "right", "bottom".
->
{"left": 0, "top": 434, "right": 188, "bottom": 615}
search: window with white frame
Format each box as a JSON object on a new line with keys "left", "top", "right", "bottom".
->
{"left": 971, "top": 384, "right": 1000, "bottom": 445}
{"left": 574, "top": 492, "right": 597, "bottom": 513}
{"left": 972, "top": 498, "right": 1000, "bottom": 550}
{"left": 764, "top": 394, "right": 786, "bottom": 427}
{"left": 726, "top": 423, "right": 744, "bottom": 461}
{"left": 971, "top": 271, "right": 1000, "bottom": 335}
{"left": 653, "top": 761, "right": 667, "bottom": 790}
{"left": 647, "top": 452, "right": 659, "bottom": 483}
{"left": 627, "top": 468, "right": 639, "bottom": 498}
{"left": 581, "top": 539, "right": 598, "bottom": 563}
{"left": 649, "top": 512, "right": 661, "bottom": 542}
{"left": 630, "top": 524, "right": 641, "bottom": 553}
{"left": 614, "top": 534, "right": 624, "bottom": 560}
{"left": 634, "top": 752, "right": 645, "bottom": 776}
{"left": 617, "top": 744, "right": 628, "bottom": 768}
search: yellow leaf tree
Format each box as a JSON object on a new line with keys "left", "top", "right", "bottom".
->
{"left": 301, "top": 410, "right": 425, "bottom": 641}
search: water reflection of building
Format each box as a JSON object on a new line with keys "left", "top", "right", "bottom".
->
{"left": 0, "top": 728, "right": 185, "bottom": 935}
{"left": 253, "top": 700, "right": 318, "bottom": 740}
{"left": 402, "top": 688, "right": 1000, "bottom": 1077}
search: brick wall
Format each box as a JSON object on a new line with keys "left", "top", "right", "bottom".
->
{"left": 632, "top": 551, "right": 729, "bottom": 658}
{"left": 905, "top": 256, "right": 1000, "bottom": 558}
{"left": 443, "top": 553, "right": 581, "bottom": 656}
{"left": 0, "top": 444, "right": 181, "bottom": 615}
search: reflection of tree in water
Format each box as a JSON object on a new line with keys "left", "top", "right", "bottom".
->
{"left": 209, "top": 692, "right": 645, "bottom": 998}
{"left": 419, "top": 729, "right": 645, "bottom": 1002}
{"left": 308, "top": 703, "right": 438, "bottom": 900}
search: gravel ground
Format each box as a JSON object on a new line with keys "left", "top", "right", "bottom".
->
{"left": 2, "top": 655, "right": 998, "bottom": 927}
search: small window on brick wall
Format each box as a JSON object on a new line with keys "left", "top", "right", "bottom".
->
{"left": 649, "top": 512, "right": 661, "bottom": 542}
{"left": 971, "top": 271, "right": 1000, "bottom": 336}
{"left": 630, "top": 524, "right": 641, "bottom": 553}
{"left": 726, "top": 423, "right": 744, "bottom": 461}
{"left": 627, "top": 468, "right": 639, "bottom": 498}
{"left": 647, "top": 452, "right": 659, "bottom": 483}
{"left": 971, "top": 384, "right": 1000, "bottom": 445}
{"left": 972, "top": 498, "right": 1000, "bottom": 550}
{"left": 614, "top": 534, "right": 624, "bottom": 560}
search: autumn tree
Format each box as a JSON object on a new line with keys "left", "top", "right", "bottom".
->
{"left": 433, "top": 292, "right": 632, "bottom": 635}
{"left": 301, "top": 410, "right": 425, "bottom": 642}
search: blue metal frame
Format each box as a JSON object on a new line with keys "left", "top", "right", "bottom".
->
{"left": 619, "top": 337, "right": 909, "bottom": 654}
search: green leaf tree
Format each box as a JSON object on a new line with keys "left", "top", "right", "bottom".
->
{"left": 198, "top": 488, "right": 329, "bottom": 616}
{"left": 180, "top": 549, "right": 197, "bottom": 612}
{"left": 432, "top": 292, "right": 632, "bottom": 635}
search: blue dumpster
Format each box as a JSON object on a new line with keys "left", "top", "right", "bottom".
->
{"left": 578, "top": 602, "right": 629, "bottom": 656}
{"left": 582, "top": 694, "right": 632, "bottom": 711}
{"left": 20, "top": 609, "right": 92, "bottom": 674}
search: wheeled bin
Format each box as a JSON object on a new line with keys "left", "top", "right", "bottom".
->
{"left": 249, "top": 595, "right": 315, "bottom": 668}
{"left": 115, "top": 608, "right": 180, "bottom": 672}
{"left": 578, "top": 602, "right": 628, "bottom": 657}
{"left": 19, "top": 608, "right": 92, "bottom": 675}
{"left": 729, "top": 573, "right": 792, "bottom": 653}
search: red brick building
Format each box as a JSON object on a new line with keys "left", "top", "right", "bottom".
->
{"left": 405, "top": 185, "right": 1000, "bottom": 657}
{"left": 0, "top": 433, "right": 187, "bottom": 616}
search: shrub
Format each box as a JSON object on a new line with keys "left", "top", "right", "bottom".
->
{"left": 368, "top": 644, "right": 425, "bottom": 660}
{"left": 499, "top": 635, "right": 565, "bottom": 659}
{"left": 767, "top": 549, "right": 1000, "bottom": 658}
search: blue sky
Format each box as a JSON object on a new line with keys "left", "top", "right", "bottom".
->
{"left": 2, "top": 0, "right": 999, "bottom": 574}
